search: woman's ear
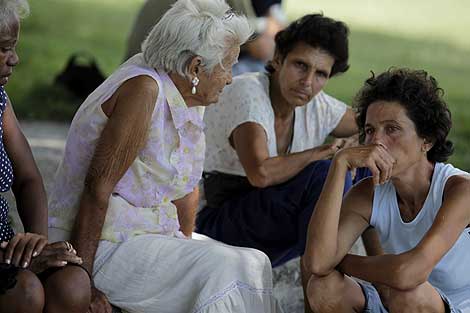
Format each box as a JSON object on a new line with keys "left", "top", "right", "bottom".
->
{"left": 188, "top": 56, "right": 203, "bottom": 78}
{"left": 271, "top": 51, "right": 283, "bottom": 71}
{"left": 423, "top": 138, "right": 434, "bottom": 152}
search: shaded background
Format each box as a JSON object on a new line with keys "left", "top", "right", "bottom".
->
{"left": 7, "top": 0, "right": 470, "bottom": 169}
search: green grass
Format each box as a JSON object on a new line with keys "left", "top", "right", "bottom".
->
{"left": 5, "top": 0, "right": 470, "bottom": 169}
{"left": 7, "top": 0, "right": 145, "bottom": 119}
{"left": 286, "top": 0, "right": 470, "bottom": 51}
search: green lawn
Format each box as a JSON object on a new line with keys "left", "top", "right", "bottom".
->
{"left": 6, "top": 0, "right": 470, "bottom": 169}
{"left": 286, "top": 0, "right": 470, "bottom": 169}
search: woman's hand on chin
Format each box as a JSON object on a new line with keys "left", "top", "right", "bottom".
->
{"left": 334, "top": 143, "right": 396, "bottom": 185}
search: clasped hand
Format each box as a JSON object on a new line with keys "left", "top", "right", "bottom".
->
{"left": 1, "top": 233, "right": 82, "bottom": 273}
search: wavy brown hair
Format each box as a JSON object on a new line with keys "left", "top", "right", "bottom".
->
{"left": 266, "top": 13, "right": 349, "bottom": 77}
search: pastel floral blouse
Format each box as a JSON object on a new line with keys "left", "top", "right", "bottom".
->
{"left": 48, "top": 54, "right": 205, "bottom": 242}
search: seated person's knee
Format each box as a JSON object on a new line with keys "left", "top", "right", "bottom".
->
{"left": 307, "top": 272, "right": 367, "bottom": 313}
{"left": 44, "top": 266, "right": 91, "bottom": 311}
{"left": 1, "top": 270, "right": 45, "bottom": 313}
{"left": 387, "top": 283, "right": 441, "bottom": 313}
{"left": 212, "top": 245, "right": 270, "bottom": 272}
{"left": 306, "top": 272, "right": 342, "bottom": 312}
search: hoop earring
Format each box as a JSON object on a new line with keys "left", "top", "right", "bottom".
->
{"left": 191, "top": 77, "right": 199, "bottom": 95}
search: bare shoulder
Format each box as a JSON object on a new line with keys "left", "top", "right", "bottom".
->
{"left": 346, "top": 176, "right": 375, "bottom": 202}
{"left": 117, "top": 75, "right": 159, "bottom": 106}
{"left": 435, "top": 173, "right": 470, "bottom": 228}
{"left": 120, "top": 75, "right": 159, "bottom": 93}
{"left": 103, "top": 75, "right": 159, "bottom": 117}
{"left": 331, "top": 107, "right": 358, "bottom": 138}
{"left": 342, "top": 176, "right": 375, "bottom": 222}
{"left": 444, "top": 174, "right": 470, "bottom": 201}
{"left": 233, "top": 121, "right": 266, "bottom": 136}
{"left": 230, "top": 121, "right": 268, "bottom": 148}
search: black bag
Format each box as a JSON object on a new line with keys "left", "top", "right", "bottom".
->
{"left": 203, "top": 171, "right": 255, "bottom": 208}
{"left": 55, "top": 52, "right": 106, "bottom": 99}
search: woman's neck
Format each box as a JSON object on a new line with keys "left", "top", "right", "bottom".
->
{"left": 269, "top": 74, "right": 295, "bottom": 119}
{"left": 168, "top": 71, "right": 200, "bottom": 107}
{"left": 392, "top": 159, "right": 435, "bottom": 219}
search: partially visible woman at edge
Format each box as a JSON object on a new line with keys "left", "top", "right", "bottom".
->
{"left": 0, "top": 1, "right": 90, "bottom": 313}
{"left": 304, "top": 68, "right": 470, "bottom": 313}
{"left": 48, "top": 0, "right": 283, "bottom": 312}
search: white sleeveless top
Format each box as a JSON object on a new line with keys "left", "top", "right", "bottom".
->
{"left": 371, "top": 162, "right": 470, "bottom": 307}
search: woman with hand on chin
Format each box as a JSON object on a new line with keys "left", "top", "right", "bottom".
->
{"left": 0, "top": 1, "right": 90, "bottom": 313}
{"left": 304, "top": 68, "right": 470, "bottom": 313}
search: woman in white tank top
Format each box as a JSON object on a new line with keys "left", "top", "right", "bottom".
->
{"left": 303, "top": 68, "right": 470, "bottom": 313}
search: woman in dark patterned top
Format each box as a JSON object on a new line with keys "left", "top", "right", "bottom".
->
{"left": 0, "top": 1, "right": 90, "bottom": 312}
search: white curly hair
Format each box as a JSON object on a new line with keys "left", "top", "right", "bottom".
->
{"left": 142, "top": 0, "right": 252, "bottom": 78}
{"left": 0, "top": 0, "right": 30, "bottom": 32}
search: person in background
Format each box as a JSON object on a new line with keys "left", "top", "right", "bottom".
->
{"left": 195, "top": 13, "right": 360, "bottom": 313}
{"left": 0, "top": 1, "right": 90, "bottom": 312}
{"left": 304, "top": 68, "right": 470, "bottom": 313}
{"left": 48, "top": 1, "right": 283, "bottom": 312}
{"left": 124, "top": 0, "right": 286, "bottom": 75}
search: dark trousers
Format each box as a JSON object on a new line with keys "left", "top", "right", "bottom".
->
{"left": 196, "top": 160, "right": 361, "bottom": 267}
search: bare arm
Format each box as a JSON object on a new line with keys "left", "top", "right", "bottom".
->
{"left": 303, "top": 162, "right": 372, "bottom": 276}
{"left": 361, "top": 227, "right": 384, "bottom": 256}
{"left": 173, "top": 186, "right": 199, "bottom": 237}
{"left": 303, "top": 144, "right": 396, "bottom": 276}
{"left": 3, "top": 100, "right": 47, "bottom": 236}
{"left": 71, "top": 75, "right": 157, "bottom": 274}
{"left": 338, "top": 175, "right": 470, "bottom": 291}
{"left": 231, "top": 122, "right": 342, "bottom": 188}
{"left": 0, "top": 99, "right": 50, "bottom": 267}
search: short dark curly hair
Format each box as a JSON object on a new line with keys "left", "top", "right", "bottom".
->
{"left": 354, "top": 68, "right": 453, "bottom": 162}
{"left": 265, "top": 13, "right": 349, "bottom": 77}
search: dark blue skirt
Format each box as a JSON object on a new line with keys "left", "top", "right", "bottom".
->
{"left": 197, "top": 160, "right": 369, "bottom": 267}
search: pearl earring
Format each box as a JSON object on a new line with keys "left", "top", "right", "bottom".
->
{"left": 422, "top": 139, "right": 429, "bottom": 153}
{"left": 191, "top": 77, "right": 200, "bottom": 95}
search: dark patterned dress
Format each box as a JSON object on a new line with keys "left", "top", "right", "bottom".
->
{"left": 0, "top": 86, "right": 17, "bottom": 295}
{"left": 0, "top": 87, "right": 14, "bottom": 242}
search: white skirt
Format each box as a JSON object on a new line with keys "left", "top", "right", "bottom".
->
{"left": 49, "top": 228, "right": 283, "bottom": 313}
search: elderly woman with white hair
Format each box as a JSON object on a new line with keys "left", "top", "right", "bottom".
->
{"left": 0, "top": 1, "right": 90, "bottom": 313}
{"left": 47, "top": 0, "right": 282, "bottom": 312}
